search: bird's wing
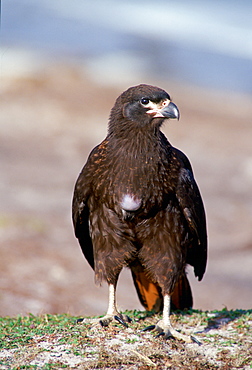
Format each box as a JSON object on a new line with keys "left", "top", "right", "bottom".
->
{"left": 173, "top": 147, "right": 207, "bottom": 281}
{"left": 72, "top": 146, "right": 100, "bottom": 270}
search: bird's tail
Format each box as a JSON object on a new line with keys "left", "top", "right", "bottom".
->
{"left": 171, "top": 271, "right": 193, "bottom": 310}
{"left": 130, "top": 262, "right": 193, "bottom": 312}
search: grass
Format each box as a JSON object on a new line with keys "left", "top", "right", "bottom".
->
{"left": 0, "top": 309, "right": 251, "bottom": 369}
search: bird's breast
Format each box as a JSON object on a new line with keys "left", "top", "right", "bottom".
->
{"left": 120, "top": 194, "right": 142, "bottom": 212}
{"left": 92, "top": 141, "right": 175, "bottom": 217}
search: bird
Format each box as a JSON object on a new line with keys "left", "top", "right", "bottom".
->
{"left": 72, "top": 84, "right": 207, "bottom": 342}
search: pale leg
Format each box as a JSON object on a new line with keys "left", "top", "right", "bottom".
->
{"left": 143, "top": 294, "right": 198, "bottom": 343}
{"left": 80, "top": 283, "right": 130, "bottom": 327}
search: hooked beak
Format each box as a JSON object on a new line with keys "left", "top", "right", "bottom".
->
{"left": 147, "top": 100, "right": 180, "bottom": 120}
{"left": 160, "top": 101, "right": 180, "bottom": 120}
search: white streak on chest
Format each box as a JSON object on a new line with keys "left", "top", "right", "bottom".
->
{"left": 120, "top": 194, "right": 142, "bottom": 212}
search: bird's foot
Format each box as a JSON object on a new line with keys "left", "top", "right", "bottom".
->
{"left": 77, "top": 312, "right": 132, "bottom": 328}
{"left": 143, "top": 319, "right": 200, "bottom": 344}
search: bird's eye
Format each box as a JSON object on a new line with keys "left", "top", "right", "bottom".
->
{"left": 141, "top": 98, "right": 149, "bottom": 105}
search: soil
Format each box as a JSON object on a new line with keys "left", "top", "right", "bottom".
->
{"left": 0, "top": 61, "right": 252, "bottom": 318}
{"left": 0, "top": 310, "right": 251, "bottom": 369}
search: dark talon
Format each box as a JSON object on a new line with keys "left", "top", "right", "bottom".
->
{"left": 191, "top": 335, "right": 202, "bottom": 345}
{"left": 99, "top": 320, "right": 109, "bottom": 327}
{"left": 114, "top": 315, "right": 128, "bottom": 328}
{"left": 76, "top": 318, "right": 84, "bottom": 324}
{"left": 155, "top": 331, "right": 165, "bottom": 338}
{"left": 125, "top": 315, "right": 132, "bottom": 323}
{"left": 142, "top": 325, "right": 156, "bottom": 332}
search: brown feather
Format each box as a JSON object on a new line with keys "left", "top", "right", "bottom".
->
{"left": 130, "top": 261, "right": 192, "bottom": 312}
{"left": 72, "top": 84, "right": 207, "bottom": 312}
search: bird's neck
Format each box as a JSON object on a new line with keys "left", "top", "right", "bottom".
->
{"left": 108, "top": 114, "right": 169, "bottom": 150}
{"left": 107, "top": 129, "right": 161, "bottom": 160}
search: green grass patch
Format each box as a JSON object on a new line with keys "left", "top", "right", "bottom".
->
{"left": 0, "top": 309, "right": 251, "bottom": 369}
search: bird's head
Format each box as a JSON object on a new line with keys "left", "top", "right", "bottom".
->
{"left": 108, "top": 84, "right": 179, "bottom": 135}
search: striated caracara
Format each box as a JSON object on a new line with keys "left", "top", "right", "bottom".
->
{"left": 72, "top": 84, "right": 207, "bottom": 342}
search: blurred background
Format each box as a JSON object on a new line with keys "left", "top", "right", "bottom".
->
{"left": 1, "top": 0, "right": 252, "bottom": 317}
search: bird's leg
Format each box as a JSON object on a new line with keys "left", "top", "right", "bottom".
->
{"left": 99, "top": 283, "right": 119, "bottom": 326}
{"left": 107, "top": 283, "right": 117, "bottom": 315}
{"left": 100, "top": 283, "right": 132, "bottom": 327}
{"left": 160, "top": 294, "right": 193, "bottom": 342}
{"left": 143, "top": 294, "right": 198, "bottom": 343}
{"left": 79, "top": 283, "right": 131, "bottom": 327}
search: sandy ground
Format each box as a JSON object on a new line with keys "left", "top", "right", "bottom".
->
{"left": 0, "top": 61, "right": 252, "bottom": 318}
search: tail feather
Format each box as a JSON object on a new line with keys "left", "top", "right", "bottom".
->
{"left": 130, "top": 262, "right": 193, "bottom": 312}
{"left": 171, "top": 272, "right": 193, "bottom": 310}
{"left": 132, "top": 269, "right": 163, "bottom": 312}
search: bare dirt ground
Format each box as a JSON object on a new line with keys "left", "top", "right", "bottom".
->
{"left": 0, "top": 310, "right": 251, "bottom": 369}
{"left": 0, "top": 61, "right": 252, "bottom": 318}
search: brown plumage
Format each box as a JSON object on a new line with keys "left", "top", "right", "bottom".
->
{"left": 72, "top": 84, "right": 207, "bottom": 341}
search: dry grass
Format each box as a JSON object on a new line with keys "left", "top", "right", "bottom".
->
{"left": 0, "top": 309, "right": 251, "bottom": 369}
